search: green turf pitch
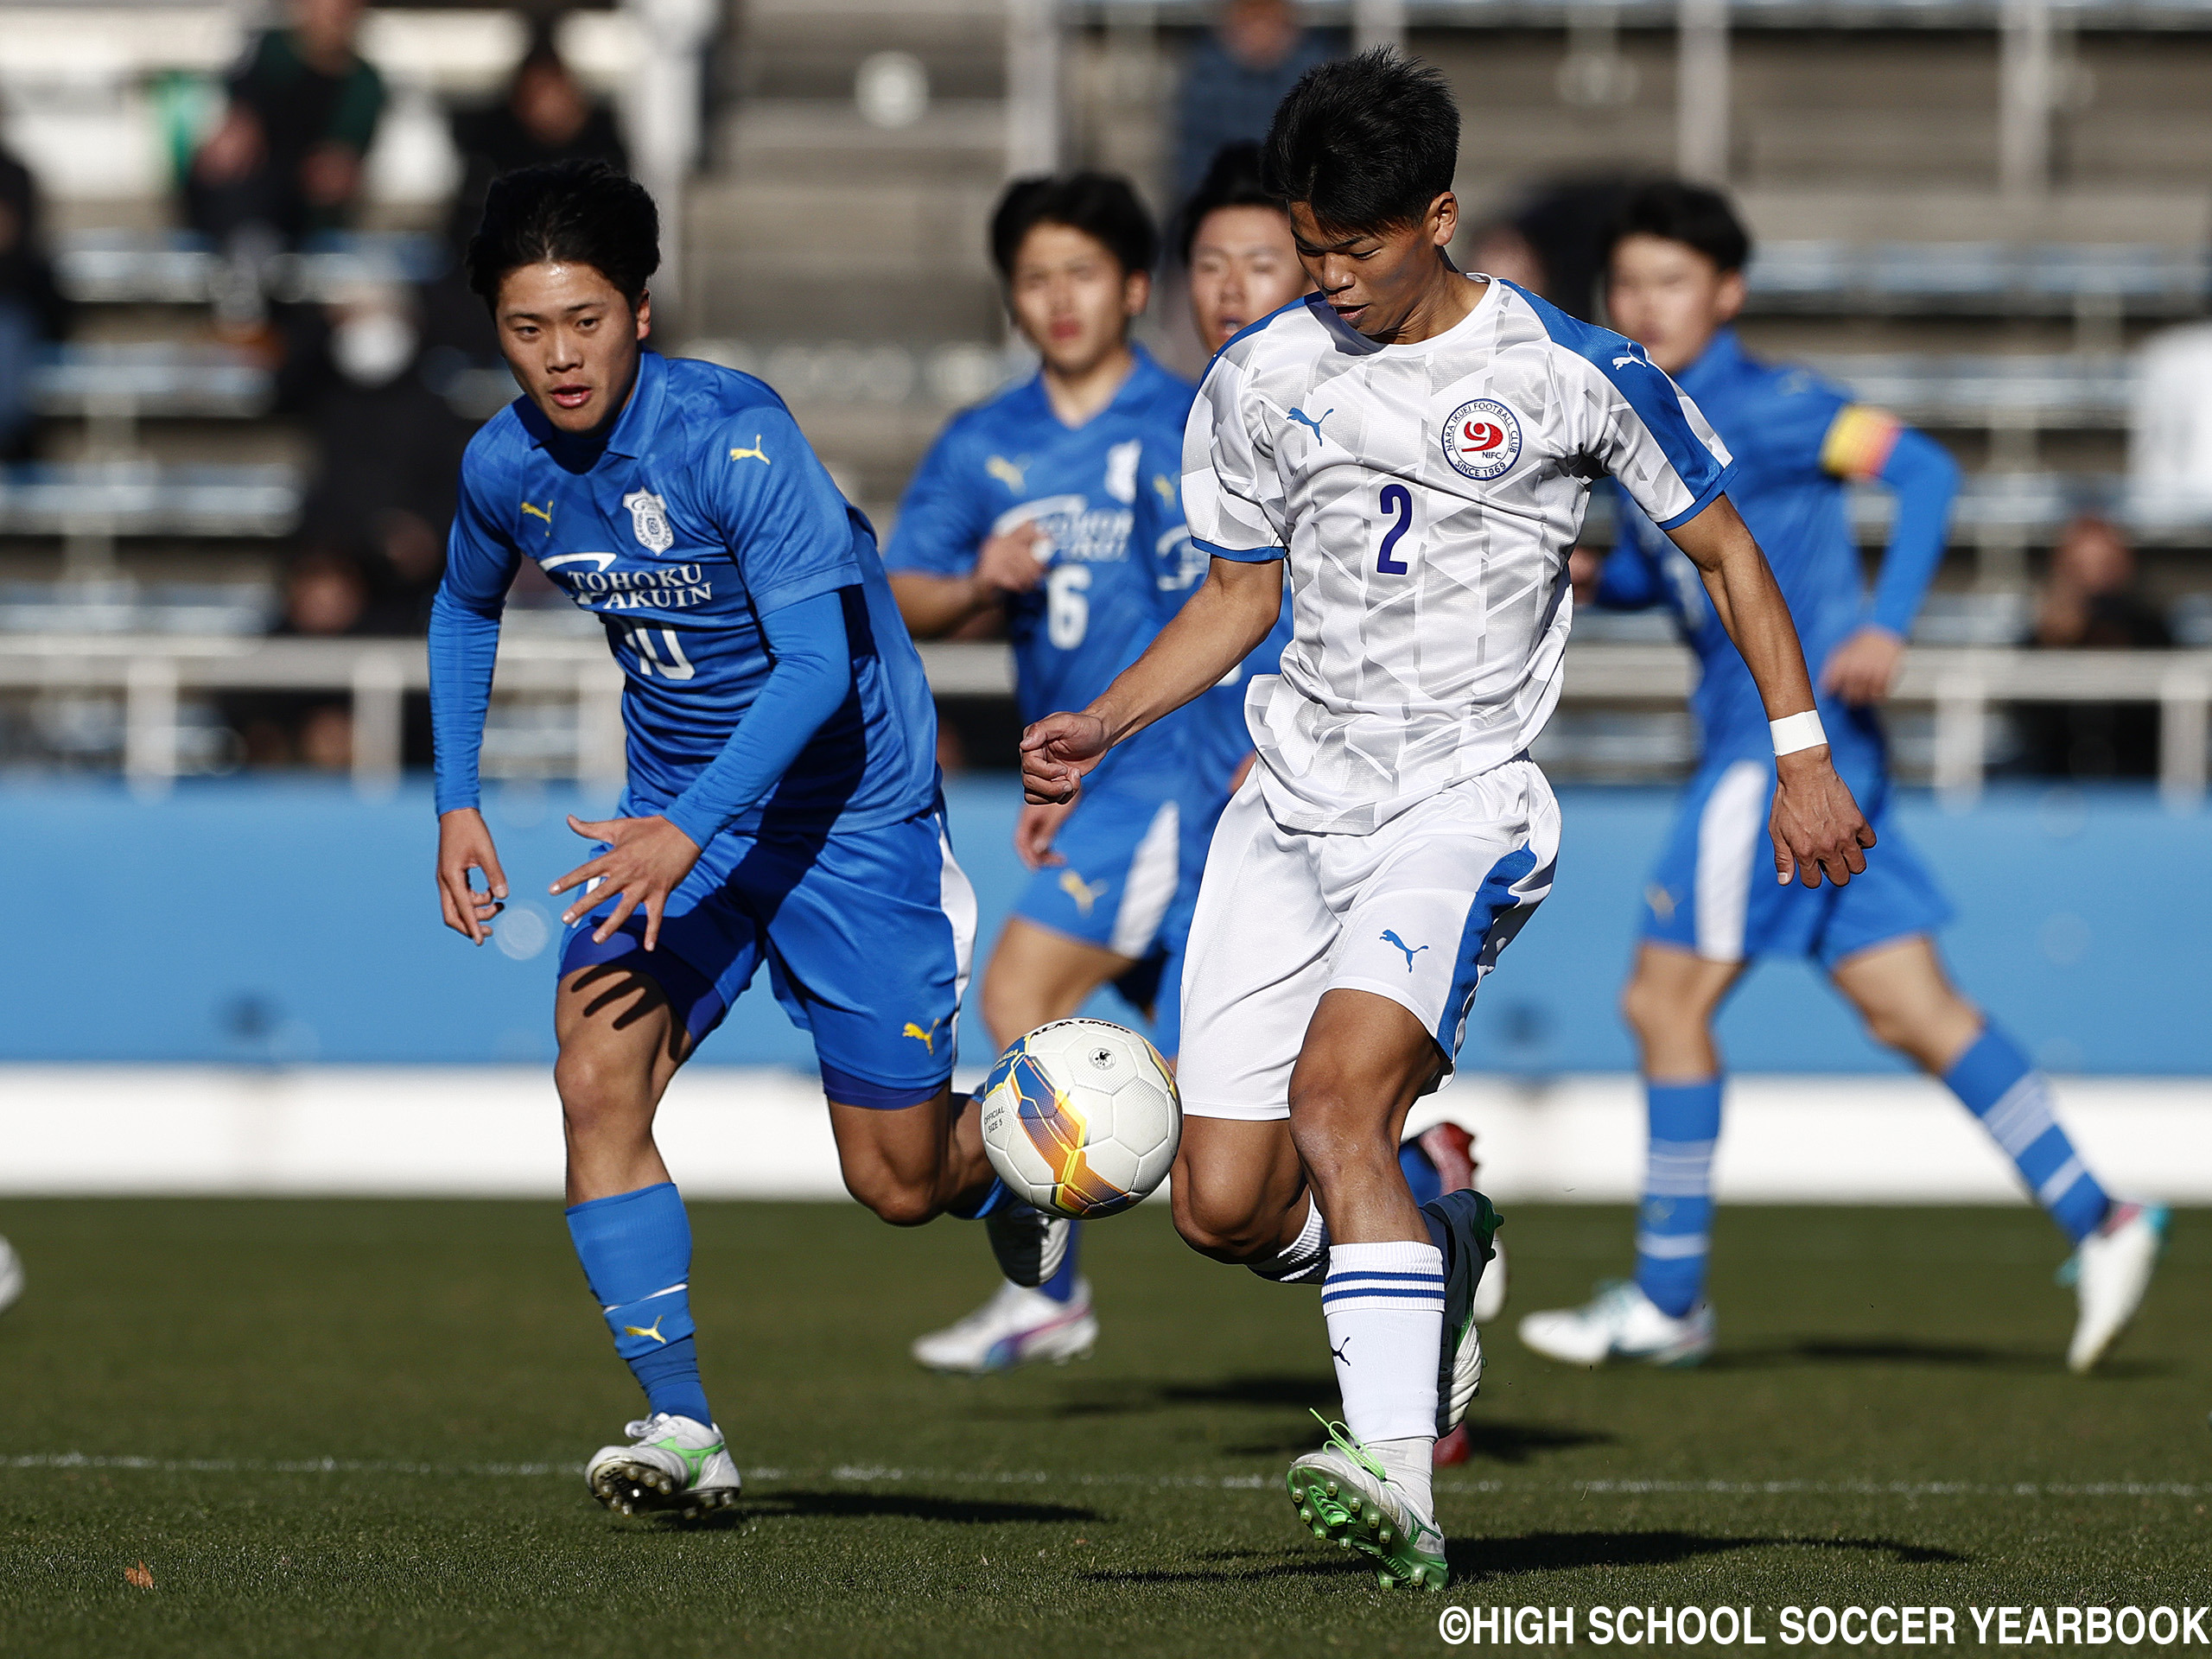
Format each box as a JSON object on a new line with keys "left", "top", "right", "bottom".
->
{"left": 0, "top": 1198, "right": 2204, "bottom": 1656}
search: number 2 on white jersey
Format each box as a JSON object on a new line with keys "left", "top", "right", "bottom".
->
{"left": 620, "top": 621, "right": 697, "bottom": 681}
{"left": 1376, "top": 482, "right": 1414, "bottom": 575}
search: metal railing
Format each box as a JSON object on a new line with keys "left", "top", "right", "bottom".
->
{"left": 2, "top": 635, "right": 2203, "bottom": 811}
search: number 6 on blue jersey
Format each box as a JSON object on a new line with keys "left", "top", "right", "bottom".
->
{"left": 1376, "top": 483, "right": 1414, "bottom": 575}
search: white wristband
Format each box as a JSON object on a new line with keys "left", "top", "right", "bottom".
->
{"left": 1770, "top": 710, "right": 1827, "bottom": 757}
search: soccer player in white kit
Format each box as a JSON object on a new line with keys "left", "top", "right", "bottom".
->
{"left": 1020, "top": 51, "right": 1875, "bottom": 1590}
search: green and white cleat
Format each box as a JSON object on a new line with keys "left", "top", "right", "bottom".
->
{"left": 1285, "top": 1417, "right": 1450, "bottom": 1592}
{"left": 585, "top": 1413, "right": 741, "bottom": 1520}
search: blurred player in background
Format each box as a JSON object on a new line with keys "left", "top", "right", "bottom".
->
{"left": 1020, "top": 53, "right": 1873, "bottom": 1589}
{"left": 887, "top": 173, "right": 1198, "bottom": 1374}
{"left": 0, "top": 1235, "right": 20, "bottom": 1316}
{"left": 1521, "top": 182, "right": 2166, "bottom": 1376}
{"left": 430, "top": 162, "right": 1058, "bottom": 1518}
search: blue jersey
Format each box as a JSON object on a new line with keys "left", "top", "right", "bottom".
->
{"left": 435, "top": 351, "right": 938, "bottom": 832}
{"left": 1598, "top": 327, "right": 1952, "bottom": 757}
{"left": 885, "top": 347, "right": 1201, "bottom": 786}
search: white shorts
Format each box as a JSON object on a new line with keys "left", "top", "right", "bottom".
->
{"left": 1176, "top": 759, "right": 1560, "bottom": 1122}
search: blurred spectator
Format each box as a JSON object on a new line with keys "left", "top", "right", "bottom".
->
{"left": 447, "top": 23, "right": 627, "bottom": 257}
{"left": 1173, "top": 0, "right": 1334, "bottom": 201}
{"left": 227, "top": 550, "right": 372, "bottom": 770}
{"left": 2014, "top": 515, "right": 2172, "bottom": 779}
{"left": 0, "top": 140, "right": 67, "bottom": 462}
{"left": 292, "top": 285, "right": 470, "bottom": 633}
{"left": 184, "top": 0, "right": 385, "bottom": 334}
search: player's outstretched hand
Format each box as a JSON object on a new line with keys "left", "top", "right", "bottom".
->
{"left": 1770, "top": 749, "right": 1876, "bottom": 888}
{"left": 1014, "top": 798, "right": 1075, "bottom": 870}
{"left": 550, "top": 814, "right": 704, "bottom": 951}
{"left": 1020, "top": 711, "right": 1111, "bottom": 804}
{"left": 436, "top": 808, "right": 509, "bottom": 944}
{"left": 1821, "top": 625, "right": 1906, "bottom": 706}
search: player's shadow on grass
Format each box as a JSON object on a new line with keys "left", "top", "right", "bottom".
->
{"left": 1707, "top": 1338, "right": 2171, "bottom": 1377}
{"left": 740, "top": 1489, "right": 1101, "bottom": 1527}
{"left": 1453, "top": 1529, "right": 1967, "bottom": 1583}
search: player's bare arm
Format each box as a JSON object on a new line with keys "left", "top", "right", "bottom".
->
{"left": 548, "top": 812, "right": 704, "bottom": 951}
{"left": 888, "top": 523, "right": 1045, "bottom": 638}
{"left": 1020, "top": 554, "right": 1283, "bottom": 804}
{"left": 435, "top": 807, "right": 509, "bottom": 944}
{"left": 1666, "top": 495, "right": 1875, "bottom": 888}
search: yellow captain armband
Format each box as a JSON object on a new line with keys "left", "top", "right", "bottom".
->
{"left": 1820, "top": 404, "right": 1904, "bottom": 482}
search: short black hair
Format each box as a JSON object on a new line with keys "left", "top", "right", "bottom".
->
{"left": 465, "top": 158, "right": 658, "bottom": 310}
{"left": 1174, "top": 141, "right": 1285, "bottom": 266}
{"left": 990, "top": 172, "right": 1159, "bottom": 281}
{"left": 1262, "top": 48, "right": 1459, "bottom": 238}
{"left": 1606, "top": 181, "right": 1751, "bottom": 276}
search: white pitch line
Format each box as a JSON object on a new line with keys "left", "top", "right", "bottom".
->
{"left": 4, "top": 1454, "right": 2203, "bottom": 1502}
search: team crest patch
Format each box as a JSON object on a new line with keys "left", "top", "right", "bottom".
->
{"left": 623, "top": 488, "right": 674, "bottom": 554}
{"left": 1104, "top": 438, "right": 1141, "bottom": 505}
{"left": 1442, "top": 398, "right": 1523, "bottom": 481}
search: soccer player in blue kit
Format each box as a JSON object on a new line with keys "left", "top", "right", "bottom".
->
{"left": 1521, "top": 182, "right": 2166, "bottom": 1376}
{"left": 887, "top": 174, "right": 1205, "bottom": 1372}
{"left": 428, "top": 162, "right": 1049, "bottom": 1516}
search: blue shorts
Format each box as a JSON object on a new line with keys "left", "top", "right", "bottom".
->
{"left": 1641, "top": 747, "right": 1952, "bottom": 969}
{"left": 559, "top": 804, "right": 976, "bottom": 1108}
{"left": 1148, "top": 774, "right": 1239, "bottom": 1060}
{"left": 1014, "top": 772, "right": 1186, "bottom": 963}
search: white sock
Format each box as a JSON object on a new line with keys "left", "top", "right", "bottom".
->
{"left": 1323, "top": 1239, "right": 1445, "bottom": 1454}
{"left": 1369, "top": 1435, "right": 1437, "bottom": 1528}
{"left": 1249, "top": 1196, "right": 1330, "bottom": 1286}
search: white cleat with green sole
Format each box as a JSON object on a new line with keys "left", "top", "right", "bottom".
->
{"left": 586, "top": 1413, "right": 741, "bottom": 1519}
{"left": 1285, "top": 1418, "right": 1449, "bottom": 1592}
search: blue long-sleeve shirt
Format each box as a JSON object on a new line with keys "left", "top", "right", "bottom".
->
{"left": 1594, "top": 327, "right": 1960, "bottom": 758}
{"left": 429, "top": 351, "right": 939, "bottom": 843}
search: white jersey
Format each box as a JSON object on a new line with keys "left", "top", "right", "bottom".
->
{"left": 1182, "top": 276, "right": 1734, "bottom": 834}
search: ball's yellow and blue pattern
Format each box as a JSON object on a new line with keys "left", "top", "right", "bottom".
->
{"left": 979, "top": 1019, "right": 1181, "bottom": 1219}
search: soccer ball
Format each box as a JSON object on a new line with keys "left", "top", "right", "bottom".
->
{"left": 979, "top": 1019, "right": 1181, "bottom": 1219}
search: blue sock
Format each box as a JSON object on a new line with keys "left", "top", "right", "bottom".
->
{"left": 565, "top": 1182, "right": 714, "bottom": 1425}
{"left": 1633, "top": 1078, "right": 1723, "bottom": 1319}
{"left": 1944, "top": 1026, "right": 2110, "bottom": 1244}
{"left": 1399, "top": 1139, "right": 1445, "bottom": 1208}
{"left": 1037, "top": 1221, "right": 1082, "bottom": 1303}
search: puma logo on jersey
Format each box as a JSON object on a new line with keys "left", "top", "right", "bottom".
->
{"left": 902, "top": 1018, "right": 944, "bottom": 1055}
{"left": 623, "top": 1316, "right": 670, "bottom": 1344}
{"left": 520, "top": 499, "right": 554, "bottom": 531}
{"left": 1612, "top": 354, "right": 1647, "bottom": 370}
{"left": 986, "top": 454, "right": 1027, "bottom": 493}
{"left": 1381, "top": 930, "right": 1429, "bottom": 971}
{"left": 1059, "top": 870, "right": 1110, "bottom": 917}
{"left": 728, "top": 436, "right": 771, "bottom": 465}
{"left": 1287, "top": 406, "right": 1332, "bottom": 443}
